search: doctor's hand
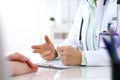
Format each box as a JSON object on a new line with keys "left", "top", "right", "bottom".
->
{"left": 31, "top": 35, "right": 57, "bottom": 61}
{"left": 57, "top": 46, "right": 82, "bottom": 66}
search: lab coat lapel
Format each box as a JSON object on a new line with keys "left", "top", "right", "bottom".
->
{"left": 81, "top": 2, "right": 91, "bottom": 51}
{"left": 86, "top": 0, "right": 96, "bottom": 50}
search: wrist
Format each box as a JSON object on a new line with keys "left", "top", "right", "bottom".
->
{"left": 51, "top": 49, "right": 59, "bottom": 60}
{"left": 53, "top": 49, "right": 58, "bottom": 59}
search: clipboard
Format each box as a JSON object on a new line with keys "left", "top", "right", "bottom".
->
{"left": 35, "top": 60, "right": 73, "bottom": 70}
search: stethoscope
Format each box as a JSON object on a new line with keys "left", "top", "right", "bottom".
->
{"left": 98, "top": 0, "right": 120, "bottom": 48}
{"left": 115, "top": 0, "right": 120, "bottom": 32}
{"left": 99, "top": 0, "right": 107, "bottom": 32}
{"left": 78, "top": 0, "right": 120, "bottom": 50}
{"left": 100, "top": 0, "right": 119, "bottom": 33}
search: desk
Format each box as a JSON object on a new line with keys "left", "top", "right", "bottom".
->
{"left": 12, "top": 66, "right": 111, "bottom": 80}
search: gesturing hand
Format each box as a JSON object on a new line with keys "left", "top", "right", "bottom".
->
{"left": 31, "top": 35, "right": 57, "bottom": 61}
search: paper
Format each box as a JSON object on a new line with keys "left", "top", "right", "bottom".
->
{"left": 35, "top": 60, "right": 73, "bottom": 69}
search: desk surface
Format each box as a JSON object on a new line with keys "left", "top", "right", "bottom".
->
{"left": 12, "top": 66, "right": 111, "bottom": 80}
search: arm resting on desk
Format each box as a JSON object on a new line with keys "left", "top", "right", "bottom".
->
{"left": 6, "top": 53, "right": 38, "bottom": 76}
{"left": 7, "top": 61, "right": 37, "bottom": 76}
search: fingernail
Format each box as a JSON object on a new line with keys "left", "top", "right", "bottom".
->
{"left": 23, "top": 57, "right": 29, "bottom": 62}
{"left": 35, "top": 66, "right": 38, "bottom": 69}
{"left": 34, "top": 68, "right": 38, "bottom": 72}
{"left": 34, "top": 67, "right": 38, "bottom": 71}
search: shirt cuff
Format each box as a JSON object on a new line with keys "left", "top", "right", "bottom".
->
{"left": 84, "top": 50, "right": 111, "bottom": 66}
{"left": 53, "top": 50, "right": 60, "bottom": 60}
{"left": 80, "top": 51, "right": 87, "bottom": 66}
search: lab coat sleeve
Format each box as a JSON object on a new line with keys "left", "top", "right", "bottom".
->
{"left": 55, "top": 1, "right": 87, "bottom": 64}
{"left": 82, "top": 49, "right": 111, "bottom": 66}
{"left": 58, "top": 1, "right": 83, "bottom": 48}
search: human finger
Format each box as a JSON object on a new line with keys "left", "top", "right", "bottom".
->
{"left": 31, "top": 45, "right": 41, "bottom": 49}
{"left": 26, "top": 60, "right": 38, "bottom": 70}
{"left": 42, "top": 51, "right": 53, "bottom": 61}
{"left": 59, "top": 52, "right": 65, "bottom": 57}
{"left": 32, "top": 44, "right": 50, "bottom": 51}
{"left": 32, "top": 49, "right": 41, "bottom": 53}
{"left": 60, "top": 56, "right": 70, "bottom": 66}
{"left": 59, "top": 52, "right": 66, "bottom": 59}
{"left": 56, "top": 46, "right": 65, "bottom": 52}
{"left": 43, "top": 55, "right": 51, "bottom": 61}
{"left": 8, "top": 52, "right": 29, "bottom": 62}
{"left": 40, "top": 50, "right": 51, "bottom": 57}
{"left": 44, "top": 35, "right": 51, "bottom": 44}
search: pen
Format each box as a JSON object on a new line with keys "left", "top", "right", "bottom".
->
{"left": 103, "top": 38, "right": 114, "bottom": 62}
{"left": 103, "top": 35, "right": 119, "bottom": 63}
{"left": 111, "top": 34, "right": 119, "bottom": 61}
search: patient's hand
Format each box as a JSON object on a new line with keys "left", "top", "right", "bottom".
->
{"left": 7, "top": 52, "right": 38, "bottom": 76}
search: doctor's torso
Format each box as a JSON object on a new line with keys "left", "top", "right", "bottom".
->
{"left": 79, "top": 0, "right": 118, "bottom": 51}
{"left": 60, "top": 0, "right": 118, "bottom": 65}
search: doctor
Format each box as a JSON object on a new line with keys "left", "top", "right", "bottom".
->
{"left": 31, "top": 0, "right": 120, "bottom": 66}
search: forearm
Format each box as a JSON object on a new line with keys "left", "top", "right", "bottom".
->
{"left": 7, "top": 61, "right": 34, "bottom": 76}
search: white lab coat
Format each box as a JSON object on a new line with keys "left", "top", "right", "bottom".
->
{"left": 59, "top": 0, "right": 119, "bottom": 66}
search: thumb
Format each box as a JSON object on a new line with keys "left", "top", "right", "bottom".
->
{"left": 8, "top": 53, "right": 29, "bottom": 62}
{"left": 44, "top": 35, "right": 51, "bottom": 44}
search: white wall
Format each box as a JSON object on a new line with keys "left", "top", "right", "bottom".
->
{"left": 0, "top": 0, "right": 42, "bottom": 54}
{"left": 44, "top": 0, "right": 80, "bottom": 46}
{"left": 0, "top": 0, "right": 80, "bottom": 59}
{"left": 61, "top": 0, "right": 80, "bottom": 24}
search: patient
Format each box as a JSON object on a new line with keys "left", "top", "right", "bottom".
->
{"left": 7, "top": 52, "right": 38, "bottom": 76}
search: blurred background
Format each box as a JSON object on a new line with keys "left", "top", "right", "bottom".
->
{"left": 0, "top": 0, "right": 80, "bottom": 62}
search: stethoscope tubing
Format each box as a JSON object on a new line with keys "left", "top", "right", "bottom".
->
{"left": 117, "top": 0, "right": 120, "bottom": 29}
{"left": 100, "top": 0, "right": 120, "bottom": 33}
